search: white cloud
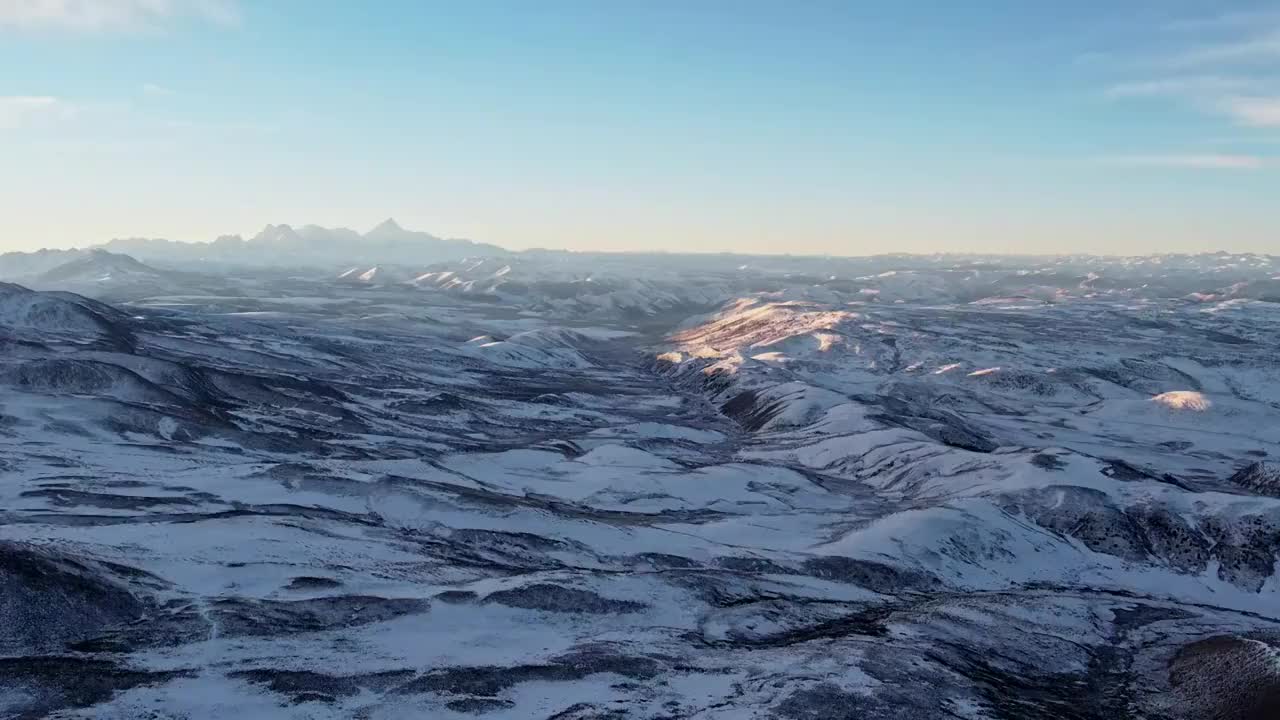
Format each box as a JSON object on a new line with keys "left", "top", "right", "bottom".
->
{"left": 142, "top": 82, "right": 174, "bottom": 96}
{"left": 1221, "top": 96, "right": 1280, "bottom": 127}
{"left": 1096, "top": 154, "right": 1267, "bottom": 170}
{"left": 1163, "top": 9, "right": 1280, "bottom": 33}
{"left": 1103, "top": 75, "right": 1280, "bottom": 132}
{"left": 0, "top": 95, "right": 76, "bottom": 128}
{"left": 1171, "top": 28, "right": 1280, "bottom": 68}
{"left": 0, "top": 0, "right": 239, "bottom": 32}
{"left": 1201, "top": 135, "right": 1280, "bottom": 146}
{"left": 1104, "top": 76, "right": 1256, "bottom": 100}
{"left": 1100, "top": 12, "right": 1280, "bottom": 136}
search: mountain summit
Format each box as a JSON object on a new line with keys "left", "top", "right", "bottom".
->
{"left": 249, "top": 224, "right": 306, "bottom": 246}
{"left": 366, "top": 218, "right": 407, "bottom": 237}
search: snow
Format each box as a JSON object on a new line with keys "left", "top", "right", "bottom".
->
{"left": 4, "top": 251, "right": 1280, "bottom": 718}
{"left": 1151, "top": 390, "right": 1212, "bottom": 411}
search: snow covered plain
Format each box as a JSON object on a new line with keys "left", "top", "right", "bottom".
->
{"left": 2, "top": 250, "right": 1280, "bottom": 719}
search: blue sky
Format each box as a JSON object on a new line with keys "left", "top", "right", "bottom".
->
{"left": 2, "top": 0, "right": 1278, "bottom": 255}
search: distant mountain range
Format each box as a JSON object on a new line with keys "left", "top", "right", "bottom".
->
{"left": 96, "top": 218, "right": 506, "bottom": 268}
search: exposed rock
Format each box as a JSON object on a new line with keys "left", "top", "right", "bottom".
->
{"left": 0, "top": 542, "right": 150, "bottom": 655}
{"left": 483, "top": 584, "right": 647, "bottom": 614}
{"left": 1229, "top": 462, "right": 1280, "bottom": 498}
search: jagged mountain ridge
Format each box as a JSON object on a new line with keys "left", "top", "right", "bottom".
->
{"left": 96, "top": 218, "right": 505, "bottom": 268}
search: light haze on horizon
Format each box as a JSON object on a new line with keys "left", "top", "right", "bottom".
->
{"left": 2, "top": 0, "right": 1279, "bottom": 256}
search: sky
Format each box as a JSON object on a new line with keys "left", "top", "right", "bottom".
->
{"left": 1, "top": 0, "right": 1279, "bottom": 256}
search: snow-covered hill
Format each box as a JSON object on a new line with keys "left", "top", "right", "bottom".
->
{"left": 2, "top": 253, "right": 1279, "bottom": 719}
{"left": 35, "top": 249, "right": 167, "bottom": 285}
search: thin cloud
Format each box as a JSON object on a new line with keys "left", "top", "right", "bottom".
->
{"left": 142, "top": 82, "right": 175, "bottom": 96}
{"left": 1102, "top": 76, "right": 1280, "bottom": 131}
{"left": 1104, "top": 76, "right": 1257, "bottom": 100}
{"left": 1221, "top": 96, "right": 1280, "bottom": 127}
{"left": 1201, "top": 134, "right": 1280, "bottom": 146}
{"left": 1100, "top": 11, "right": 1280, "bottom": 134}
{"left": 1096, "top": 154, "right": 1267, "bottom": 170}
{"left": 0, "top": 0, "right": 239, "bottom": 32}
{"left": 0, "top": 95, "right": 76, "bottom": 128}
{"left": 1163, "top": 9, "right": 1280, "bottom": 33}
{"left": 1171, "top": 28, "right": 1280, "bottom": 68}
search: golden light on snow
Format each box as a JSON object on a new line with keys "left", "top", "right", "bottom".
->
{"left": 1151, "top": 391, "right": 1212, "bottom": 412}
